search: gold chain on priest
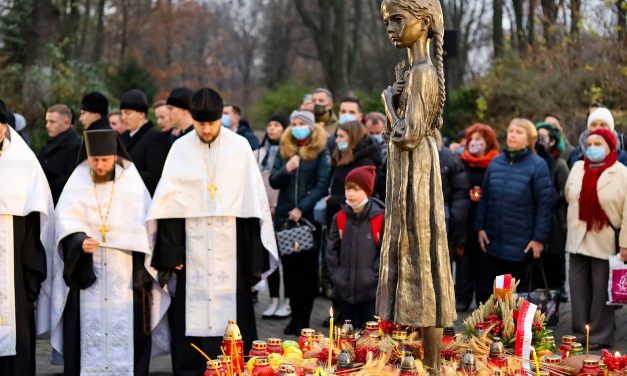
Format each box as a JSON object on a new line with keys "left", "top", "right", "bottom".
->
{"left": 93, "top": 179, "right": 115, "bottom": 243}
{"left": 200, "top": 135, "right": 221, "bottom": 200}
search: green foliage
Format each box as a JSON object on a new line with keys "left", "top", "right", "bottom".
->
{"left": 107, "top": 57, "right": 158, "bottom": 104}
{"left": 471, "top": 35, "right": 627, "bottom": 142}
{"left": 442, "top": 87, "right": 483, "bottom": 138}
{"left": 0, "top": 44, "right": 110, "bottom": 152}
{"left": 350, "top": 89, "right": 385, "bottom": 115}
{"left": 0, "top": 0, "right": 33, "bottom": 65}
{"left": 249, "top": 81, "right": 312, "bottom": 129}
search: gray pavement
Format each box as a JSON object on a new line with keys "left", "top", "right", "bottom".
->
{"left": 35, "top": 282, "right": 627, "bottom": 375}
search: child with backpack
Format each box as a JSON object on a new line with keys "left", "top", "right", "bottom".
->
{"left": 325, "top": 165, "right": 384, "bottom": 328}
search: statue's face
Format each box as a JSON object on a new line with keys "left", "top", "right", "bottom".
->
{"left": 381, "top": 2, "right": 429, "bottom": 48}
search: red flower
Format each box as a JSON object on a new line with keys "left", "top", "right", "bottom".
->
{"left": 355, "top": 346, "right": 380, "bottom": 364}
{"left": 441, "top": 349, "right": 460, "bottom": 361}
{"left": 316, "top": 348, "right": 337, "bottom": 365}
{"left": 378, "top": 320, "right": 397, "bottom": 335}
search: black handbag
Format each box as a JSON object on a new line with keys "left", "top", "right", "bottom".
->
{"left": 276, "top": 219, "right": 316, "bottom": 256}
{"left": 276, "top": 165, "right": 316, "bottom": 256}
{"left": 518, "top": 258, "right": 561, "bottom": 326}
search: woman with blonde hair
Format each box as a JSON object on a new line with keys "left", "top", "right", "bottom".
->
{"left": 476, "top": 118, "right": 555, "bottom": 286}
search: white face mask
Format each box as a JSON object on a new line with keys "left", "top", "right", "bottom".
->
{"left": 347, "top": 198, "right": 369, "bottom": 210}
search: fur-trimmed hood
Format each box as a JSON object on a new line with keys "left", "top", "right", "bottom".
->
{"left": 279, "top": 123, "right": 328, "bottom": 161}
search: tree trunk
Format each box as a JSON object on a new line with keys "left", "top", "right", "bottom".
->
{"left": 91, "top": 0, "right": 106, "bottom": 62}
{"left": 120, "top": 0, "right": 129, "bottom": 63}
{"left": 570, "top": 0, "right": 581, "bottom": 34}
{"left": 493, "top": 0, "right": 504, "bottom": 57}
{"left": 24, "top": 0, "right": 59, "bottom": 66}
{"left": 618, "top": 0, "right": 627, "bottom": 42}
{"left": 78, "top": 0, "right": 92, "bottom": 59}
{"left": 512, "top": 0, "right": 525, "bottom": 50}
{"left": 541, "top": 0, "right": 559, "bottom": 45}
{"left": 165, "top": 0, "right": 172, "bottom": 67}
{"left": 294, "top": 0, "right": 351, "bottom": 97}
{"left": 66, "top": 0, "right": 81, "bottom": 58}
{"left": 528, "top": 0, "right": 536, "bottom": 45}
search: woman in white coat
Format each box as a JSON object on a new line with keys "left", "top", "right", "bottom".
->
{"left": 565, "top": 127, "right": 627, "bottom": 350}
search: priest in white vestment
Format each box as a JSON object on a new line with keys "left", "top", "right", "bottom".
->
{"left": 50, "top": 129, "right": 170, "bottom": 376}
{"left": 148, "top": 87, "right": 278, "bottom": 376}
{"left": 0, "top": 110, "right": 54, "bottom": 375}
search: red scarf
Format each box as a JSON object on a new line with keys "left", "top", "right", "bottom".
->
{"left": 579, "top": 129, "right": 618, "bottom": 232}
{"left": 460, "top": 149, "right": 499, "bottom": 168}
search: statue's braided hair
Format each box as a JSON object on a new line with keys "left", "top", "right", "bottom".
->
{"left": 381, "top": 0, "right": 445, "bottom": 129}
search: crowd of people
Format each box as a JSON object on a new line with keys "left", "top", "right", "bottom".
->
{"left": 0, "top": 85, "right": 626, "bottom": 375}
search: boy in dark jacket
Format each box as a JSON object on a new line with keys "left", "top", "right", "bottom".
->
{"left": 326, "top": 165, "right": 384, "bottom": 328}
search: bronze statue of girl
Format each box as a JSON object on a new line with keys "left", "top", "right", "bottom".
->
{"left": 377, "top": 0, "right": 456, "bottom": 372}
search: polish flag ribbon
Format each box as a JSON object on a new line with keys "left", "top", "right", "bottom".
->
{"left": 515, "top": 300, "right": 538, "bottom": 372}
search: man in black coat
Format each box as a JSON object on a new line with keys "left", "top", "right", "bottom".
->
{"left": 78, "top": 92, "right": 111, "bottom": 130}
{"left": 38, "top": 104, "right": 82, "bottom": 205}
{"left": 223, "top": 104, "right": 259, "bottom": 150}
{"left": 119, "top": 89, "right": 171, "bottom": 195}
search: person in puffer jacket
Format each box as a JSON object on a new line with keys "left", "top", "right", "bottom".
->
{"left": 475, "top": 118, "right": 556, "bottom": 289}
{"left": 326, "top": 166, "right": 384, "bottom": 328}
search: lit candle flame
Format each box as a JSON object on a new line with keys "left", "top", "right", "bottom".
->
{"left": 586, "top": 324, "right": 590, "bottom": 330}
{"left": 330, "top": 307, "right": 334, "bottom": 317}
{"left": 616, "top": 352, "right": 621, "bottom": 357}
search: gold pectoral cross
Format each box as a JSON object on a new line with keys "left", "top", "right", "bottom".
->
{"left": 208, "top": 183, "right": 217, "bottom": 200}
{"left": 99, "top": 224, "right": 109, "bottom": 243}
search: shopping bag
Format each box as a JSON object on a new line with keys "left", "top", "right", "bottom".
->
{"left": 607, "top": 255, "right": 627, "bottom": 306}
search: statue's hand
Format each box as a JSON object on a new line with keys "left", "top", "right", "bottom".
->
{"left": 392, "top": 78, "right": 406, "bottom": 99}
{"left": 391, "top": 118, "right": 406, "bottom": 140}
{"left": 382, "top": 86, "right": 395, "bottom": 103}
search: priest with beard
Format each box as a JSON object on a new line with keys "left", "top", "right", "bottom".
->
{"left": 0, "top": 108, "right": 54, "bottom": 375}
{"left": 50, "top": 129, "right": 170, "bottom": 376}
{"left": 149, "top": 87, "right": 278, "bottom": 376}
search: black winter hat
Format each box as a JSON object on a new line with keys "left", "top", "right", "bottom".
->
{"left": 120, "top": 89, "right": 149, "bottom": 114}
{"left": 268, "top": 112, "right": 289, "bottom": 129}
{"left": 0, "top": 100, "right": 7, "bottom": 124}
{"left": 166, "top": 88, "right": 193, "bottom": 111}
{"left": 81, "top": 92, "right": 109, "bottom": 117}
{"left": 190, "top": 88, "right": 224, "bottom": 122}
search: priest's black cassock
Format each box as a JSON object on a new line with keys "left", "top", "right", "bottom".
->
{"left": 148, "top": 117, "right": 278, "bottom": 376}
{"left": 153, "top": 217, "right": 269, "bottom": 367}
{"left": 50, "top": 130, "right": 170, "bottom": 376}
{"left": 0, "top": 125, "right": 54, "bottom": 375}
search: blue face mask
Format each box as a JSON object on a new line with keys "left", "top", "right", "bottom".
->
{"left": 337, "top": 141, "right": 349, "bottom": 152}
{"left": 347, "top": 197, "right": 369, "bottom": 210}
{"left": 586, "top": 145, "right": 607, "bottom": 162}
{"left": 456, "top": 146, "right": 465, "bottom": 155}
{"left": 372, "top": 134, "right": 384, "bottom": 144}
{"left": 292, "top": 126, "right": 311, "bottom": 141}
{"left": 221, "top": 114, "right": 232, "bottom": 128}
{"left": 339, "top": 114, "right": 357, "bottom": 124}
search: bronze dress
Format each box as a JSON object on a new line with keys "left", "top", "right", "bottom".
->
{"left": 376, "top": 63, "right": 457, "bottom": 328}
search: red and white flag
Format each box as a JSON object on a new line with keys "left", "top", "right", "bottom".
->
{"left": 494, "top": 274, "right": 513, "bottom": 300}
{"left": 515, "top": 300, "right": 538, "bottom": 372}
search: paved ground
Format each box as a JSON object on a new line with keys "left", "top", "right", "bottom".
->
{"left": 35, "top": 281, "right": 627, "bottom": 375}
